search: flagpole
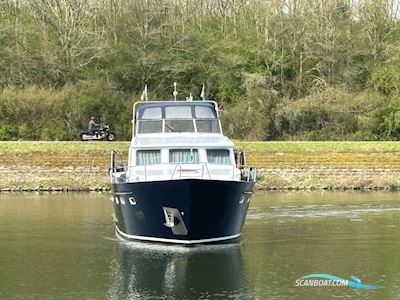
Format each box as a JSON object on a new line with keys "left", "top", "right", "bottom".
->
{"left": 140, "top": 84, "right": 148, "bottom": 101}
{"left": 173, "top": 82, "right": 177, "bottom": 101}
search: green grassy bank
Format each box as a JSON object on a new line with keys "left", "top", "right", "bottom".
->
{"left": 0, "top": 141, "right": 399, "bottom": 191}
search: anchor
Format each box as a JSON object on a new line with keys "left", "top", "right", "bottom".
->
{"left": 162, "top": 207, "right": 188, "bottom": 235}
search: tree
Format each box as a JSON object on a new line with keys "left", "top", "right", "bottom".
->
{"left": 29, "top": 0, "right": 106, "bottom": 83}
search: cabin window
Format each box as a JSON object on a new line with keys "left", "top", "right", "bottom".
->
{"left": 142, "top": 107, "right": 162, "bottom": 119}
{"left": 206, "top": 149, "right": 231, "bottom": 165}
{"left": 136, "top": 150, "right": 161, "bottom": 165}
{"left": 165, "top": 120, "right": 195, "bottom": 132}
{"left": 138, "top": 120, "right": 162, "bottom": 133}
{"left": 165, "top": 106, "right": 192, "bottom": 119}
{"left": 195, "top": 106, "right": 215, "bottom": 119}
{"left": 196, "top": 120, "right": 220, "bottom": 133}
{"left": 169, "top": 149, "right": 199, "bottom": 164}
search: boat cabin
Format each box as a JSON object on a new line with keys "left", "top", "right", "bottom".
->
{"left": 122, "top": 101, "right": 242, "bottom": 182}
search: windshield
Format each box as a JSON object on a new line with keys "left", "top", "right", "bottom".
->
{"left": 165, "top": 120, "right": 195, "bottom": 132}
{"left": 137, "top": 120, "right": 162, "bottom": 134}
{"left": 136, "top": 103, "right": 220, "bottom": 134}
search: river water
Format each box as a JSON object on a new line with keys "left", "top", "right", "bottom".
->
{"left": 0, "top": 192, "right": 399, "bottom": 299}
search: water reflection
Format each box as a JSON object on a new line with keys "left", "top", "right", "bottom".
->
{"left": 241, "top": 192, "right": 400, "bottom": 300}
{"left": 2, "top": 192, "right": 400, "bottom": 299}
{"left": 108, "top": 242, "right": 249, "bottom": 300}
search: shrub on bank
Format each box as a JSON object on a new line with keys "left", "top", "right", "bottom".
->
{"left": 0, "top": 81, "right": 399, "bottom": 141}
{"left": 0, "top": 82, "right": 132, "bottom": 141}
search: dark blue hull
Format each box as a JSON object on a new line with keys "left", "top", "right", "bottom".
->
{"left": 111, "top": 179, "right": 254, "bottom": 244}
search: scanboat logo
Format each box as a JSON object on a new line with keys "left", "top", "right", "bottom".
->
{"left": 295, "top": 274, "right": 384, "bottom": 289}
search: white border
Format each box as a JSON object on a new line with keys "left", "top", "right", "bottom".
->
{"left": 115, "top": 226, "right": 240, "bottom": 245}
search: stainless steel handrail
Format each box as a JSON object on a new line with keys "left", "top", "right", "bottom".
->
{"left": 111, "top": 150, "right": 126, "bottom": 170}
{"left": 171, "top": 164, "right": 180, "bottom": 179}
{"left": 204, "top": 163, "right": 212, "bottom": 180}
{"left": 124, "top": 163, "right": 256, "bottom": 182}
{"left": 110, "top": 151, "right": 257, "bottom": 182}
{"left": 170, "top": 163, "right": 211, "bottom": 180}
{"left": 110, "top": 149, "right": 127, "bottom": 183}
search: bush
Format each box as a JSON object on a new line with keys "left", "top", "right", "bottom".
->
{"left": 370, "top": 66, "right": 400, "bottom": 96}
{"left": 221, "top": 103, "right": 267, "bottom": 140}
{"left": 220, "top": 72, "right": 279, "bottom": 140}
{"left": 0, "top": 81, "right": 133, "bottom": 140}
{"left": 0, "top": 124, "right": 14, "bottom": 141}
{"left": 274, "top": 87, "right": 385, "bottom": 140}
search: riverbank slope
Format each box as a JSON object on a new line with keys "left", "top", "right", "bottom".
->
{"left": 0, "top": 141, "right": 399, "bottom": 191}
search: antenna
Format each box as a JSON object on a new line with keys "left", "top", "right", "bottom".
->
{"left": 200, "top": 84, "right": 205, "bottom": 101}
{"left": 173, "top": 82, "right": 177, "bottom": 101}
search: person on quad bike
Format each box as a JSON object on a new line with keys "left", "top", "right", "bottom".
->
{"left": 88, "top": 116, "right": 100, "bottom": 134}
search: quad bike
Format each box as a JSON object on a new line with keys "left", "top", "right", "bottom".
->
{"left": 79, "top": 124, "right": 116, "bottom": 141}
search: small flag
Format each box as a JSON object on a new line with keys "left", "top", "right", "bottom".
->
{"left": 140, "top": 85, "right": 148, "bottom": 101}
{"left": 200, "top": 84, "right": 205, "bottom": 100}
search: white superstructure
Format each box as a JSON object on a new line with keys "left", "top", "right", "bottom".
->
{"left": 126, "top": 132, "right": 241, "bottom": 182}
{"left": 111, "top": 100, "right": 254, "bottom": 183}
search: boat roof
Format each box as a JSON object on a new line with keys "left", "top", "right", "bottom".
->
{"left": 131, "top": 133, "right": 233, "bottom": 148}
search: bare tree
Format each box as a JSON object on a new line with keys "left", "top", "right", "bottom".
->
{"left": 29, "top": 0, "right": 106, "bottom": 79}
{"left": 358, "top": 0, "right": 397, "bottom": 64}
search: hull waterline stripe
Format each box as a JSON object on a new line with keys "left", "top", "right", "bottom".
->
{"left": 115, "top": 226, "right": 241, "bottom": 244}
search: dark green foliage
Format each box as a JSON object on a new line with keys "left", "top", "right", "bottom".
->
{"left": 1, "top": 0, "right": 400, "bottom": 140}
{"left": 370, "top": 66, "right": 400, "bottom": 96}
{"left": 274, "top": 88, "right": 386, "bottom": 140}
{"left": 0, "top": 83, "right": 131, "bottom": 141}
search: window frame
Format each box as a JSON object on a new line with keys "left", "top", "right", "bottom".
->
{"left": 136, "top": 149, "right": 161, "bottom": 166}
{"left": 169, "top": 148, "right": 199, "bottom": 164}
{"left": 206, "top": 149, "right": 232, "bottom": 165}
